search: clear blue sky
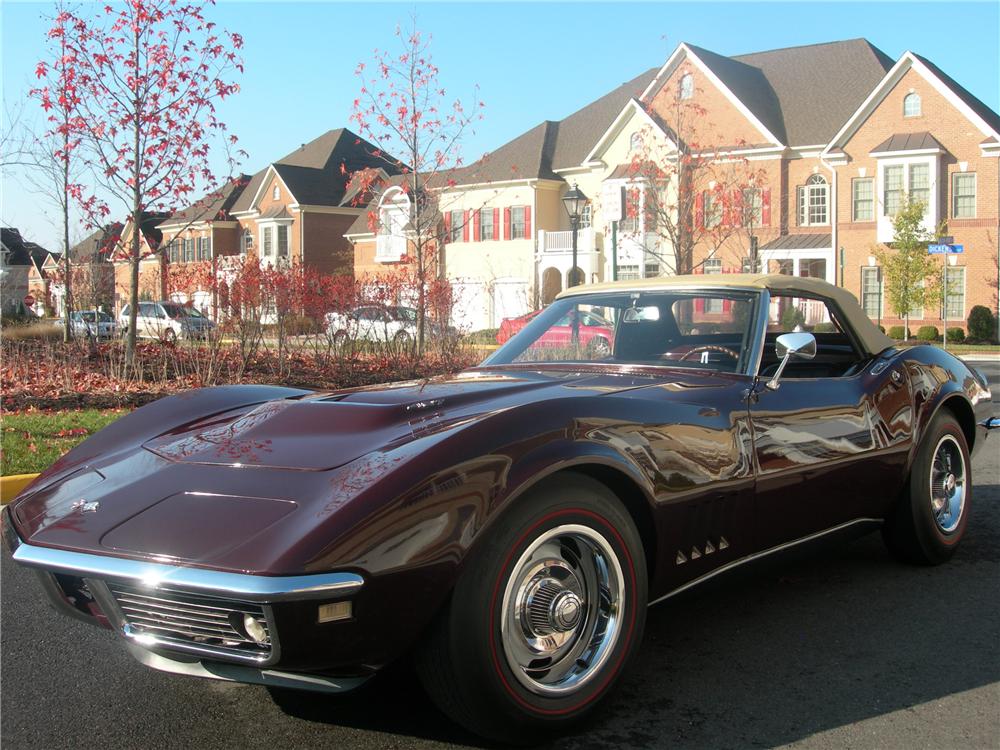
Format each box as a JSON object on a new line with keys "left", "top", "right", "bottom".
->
{"left": 3, "top": 1, "right": 998, "bottom": 251}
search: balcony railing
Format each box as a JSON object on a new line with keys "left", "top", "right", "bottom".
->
{"left": 538, "top": 228, "right": 595, "bottom": 253}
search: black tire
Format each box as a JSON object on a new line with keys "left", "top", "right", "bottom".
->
{"left": 415, "top": 474, "right": 647, "bottom": 744}
{"left": 882, "top": 411, "right": 971, "bottom": 565}
{"left": 587, "top": 336, "right": 611, "bottom": 358}
{"left": 162, "top": 328, "right": 177, "bottom": 344}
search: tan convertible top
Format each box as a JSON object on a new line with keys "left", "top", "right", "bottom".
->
{"left": 556, "top": 273, "right": 895, "bottom": 355}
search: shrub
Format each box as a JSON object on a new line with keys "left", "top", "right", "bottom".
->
{"left": 282, "top": 315, "right": 322, "bottom": 336}
{"left": 967, "top": 305, "right": 996, "bottom": 343}
{"left": 812, "top": 322, "right": 837, "bottom": 333}
{"left": 465, "top": 328, "right": 500, "bottom": 345}
{"left": 780, "top": 306, "right": 806, "bottom": 331}
{"left": 916, "top": 325, "right": 939, "bottom": 341}
{"left": 945, "top": 327, "right": 965, "bottom": 343}
{"left": 887, "top": 325, "right": 910, "bottom": 340}
{"left": 0, "top": 321, "right": 63, "bottom": 342}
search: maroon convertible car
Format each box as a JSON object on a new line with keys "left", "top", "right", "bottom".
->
{"left": 4, "top": 274, "right": 997, "bottom": 743}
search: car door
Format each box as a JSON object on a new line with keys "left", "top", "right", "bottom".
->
{"left": 749, "top": 295, "right": 911, "bottom": 550}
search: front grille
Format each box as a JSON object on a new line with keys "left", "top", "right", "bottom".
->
{"left": 108, "top": 582, "right": 272, "bottom": 660}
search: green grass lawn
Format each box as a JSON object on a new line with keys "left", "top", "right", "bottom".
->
{"left": 2, "top": 409, "right": 125, "bottom": 476}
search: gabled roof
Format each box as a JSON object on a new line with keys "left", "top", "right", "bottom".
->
{"left": 159, "top": 175, "right": 251, "bottom": 227}
{"left": 231, "top": 128, "right": 401, "bottom": 214}
{"left": 70, "top": 223, "right": 124, "bottom": 262}
{"left": 1, "top": 227, "right": 53, "bottom": 267}
{"left": 729, "top": 39, "right": 894, "bottom": 146}
{"left": 870, "top": 131, "right": 944, "bottom": 154}
{"left": 825, "top": 50, "right": 1000, "bottom": 154}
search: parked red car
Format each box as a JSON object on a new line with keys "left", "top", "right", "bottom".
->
{"left": 496, "top": 308, "right": 615, "bottom": 355}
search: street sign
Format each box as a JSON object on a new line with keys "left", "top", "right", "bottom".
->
{"left": 928, "top": 244, "right": 964, "bottom": 254}
{"left": 23, "top": 294, "right": 35, "bottom": 308}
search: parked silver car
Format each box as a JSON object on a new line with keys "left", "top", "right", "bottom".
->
{"left": 68, "top": 310, "right": 117, "bottom": 339}
{"left": 119, "top": 301, "right": 215, "bottom": 342}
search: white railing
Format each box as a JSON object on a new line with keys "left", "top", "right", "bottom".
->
{"left": 538, "top": 227, "right": 594, "bottom": 253}
{"left": 376, "top": 234, "right": 406, "bottom": 261}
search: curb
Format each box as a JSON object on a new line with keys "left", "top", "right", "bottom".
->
{"left": 1, "top": 474, "right": 40, "bottom": 505}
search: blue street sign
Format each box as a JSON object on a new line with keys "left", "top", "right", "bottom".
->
{"left": 928, "top": 244, "right": 964, "bottom": 254}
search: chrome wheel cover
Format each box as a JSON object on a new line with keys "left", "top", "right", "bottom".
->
{"left": 500, "top": 523, "right": 624, "bottom": 696}
{"left": 929, "top": 434, "right": 966, "bottom": 534}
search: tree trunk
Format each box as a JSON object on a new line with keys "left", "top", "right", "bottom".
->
{"left": 62, "top": 117, "right": 73, "bottom": 344}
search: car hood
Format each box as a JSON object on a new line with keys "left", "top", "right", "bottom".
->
{"left": 9, "top": 367, "right": 730, "bottom": 570}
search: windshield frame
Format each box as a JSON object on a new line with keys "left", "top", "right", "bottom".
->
{"left": 482, "top": 286, "right": 768, "bottom": 377}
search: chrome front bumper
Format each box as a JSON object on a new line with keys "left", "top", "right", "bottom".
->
{"left": 3, "top": 508, "right": 369, "bottom": 693}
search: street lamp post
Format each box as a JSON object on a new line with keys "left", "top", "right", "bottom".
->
{"left": 561, "top": 183, "right": 588, "bottom": 288}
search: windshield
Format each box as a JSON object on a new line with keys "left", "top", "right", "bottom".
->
{"left": 484, "top": 290, "right": 759, "bottom": 374}
{"left": 80, "top": 312, "right": 112, "bottom": 322}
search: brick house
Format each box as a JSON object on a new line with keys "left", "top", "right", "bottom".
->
{"left": 108, "top": 212, "right": 170, "bottom": 314}
{"left": 348, "top": 38, "right": 998, "bottom": 334}
{"left": 0, "top": 227, "right": 57, "bottom": 315}
{"left": 228, "top": 128, "right": 397, "bottom": 277}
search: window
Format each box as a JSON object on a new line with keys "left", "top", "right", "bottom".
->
{"left": 277, "top": 225, "right": 288, "bottom": 258}
{"left": 617, "top": 265, "right": 640, "bottom": 281}
{"left": 262, "top": 226, "right": 273, "bottom": 258}
{"left": 242, "top": 229, "right": 254, "bottom": 253}
{"left": 742, "top": 188, "right": 762, "bottom": 226}
{"left": 852, "top": 178, "right": 874, "bottom": 221}
{"left": 943, "top": 266, "right": 965, "bottom": 320}
{"left": 630, "top": 132, "right": 643, "bottom": 152}
{"left": 883, "top": 164, "right": 904, "bottom": 217}
{"left": 703, "top": 191, "right": 722, "bottom": 228}
{"left": 449, "top": 210, "right": 464, "bottom": 242}
{"left": 183, "top": 238, "right": 195, "bottom": 262}
{"left": 679, "top": 73, "right": 693, "bottom": 100}
{"left": 797, "top": 175, "right": 828, "bottom": 226}
{"left": 510, "top": 206, "right": 526, "bottom": 239}
{"left": 903, "top": 92, "right": 921, "bottom": 117}
{"left": 861, "top": 266, "right": 882, "bottom": 318}
{"left": 621, "top": 188, "right": 640, "bottom": 233}
{"left": 167, "top": 239, "right": 179, "bottom": 263}
{"left": 952, "top": 173, "right": 976, "bottom": 218}
{"left": 908, "top": 163, "right": 930, "bottom": 208}
{"left": 479, "top": 208, "right": 495, "bottom": 241}
{"left": 272, "top": 185, "right": 280, "bottom": 200}
{"left": 703, "top": 258, "right": 723, "bottom": 313}
{"left": 197, "top": 236, "right": 212, "bottom": 261}
{"left": 579, "top": 204, "right": 592, "bottom": 229}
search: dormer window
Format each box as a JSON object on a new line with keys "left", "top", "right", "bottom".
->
{"left": 796, "top": 174, "right": 829, "bottom": 226}
{"left": 679, "top": 73, "right": 694, "bottom": 100}
{"left": 629, "top": 132, "right": 643, "bottom": 153}
{"left": 903, "top": 92, "right": 921, "bottom": 117}
{"left": 272, "top": 185, "right": 280, "bottom": 201}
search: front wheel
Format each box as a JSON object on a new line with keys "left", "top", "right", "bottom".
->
{"left": 415, "top": 474, "right": 647, "bottom": 743}
{"left": 883, "top": 411, "right": 971, "bottom": 565}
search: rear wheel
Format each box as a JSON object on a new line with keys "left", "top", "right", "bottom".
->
{"left": 415, "top": 474, "right": 647, "bottom": 743}
{"left": 883, "top": 411, "right": 971, "bottom": 565}
{"left": 586, "top": 336, "right": 611, "bottom": 358}
{"left": 161, "top": 328, "right": 177, "bottom": 344}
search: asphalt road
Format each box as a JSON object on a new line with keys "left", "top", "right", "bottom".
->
{"left": 2, "top": 361, "right": 998, "bottom": 750}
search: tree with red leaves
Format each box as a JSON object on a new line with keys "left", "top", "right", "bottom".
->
{"left": 351, "top": 18, "right": 484, "bottom": 353}
{"left": 621, "top": 65, "right": 766, "bottom": 276}
{"left": 30, "top": 3, "right": 91, "bottom": 343}
{"left": 54, "top": 0, "right": 244, "bottom": 360}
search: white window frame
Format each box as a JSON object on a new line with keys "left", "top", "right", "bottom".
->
{"left": 479, "top": 208, "right": 495, "bottom": 241}
{"left": 861, "top": 266, "right": 883, "bottom": 319}
{"left": 903, "top": 92, "right": 921, "bottom": 118}
{"left": 703, "top": 191, "right": 722, "bottom": 229}
{"left": 679, "top": 73, "right": 693, "bottom": 100}
{"left": 272, "top": 185, "right": 280, "bottom": 201}
{"left": 242, "top": 229, "right": 254, "bottom": 254}
{"left": 510, "top": 206, "right": 527, "bottom": 239}
{"left": 703, "top": 258, "right": 723, "bottom": 313}
{"left": 943, "top": 266, "right": 965, "bottom": 320}
{"left": 797, "top": 175, "right": 828, "bottom": 226}
{"left": 951, "top": 173, "right": 976, "bottom": 218}
{"left": 448, "top": 209, "right": 464, "bottom": 242}
{"left": 375, "top": 189, "right": 409, "bottom": 262}
{"left": 876, "top": 155, "right": 939, "bottom": 242}
{"left": 852, "top": 177, "right": 874, "bottom": 222}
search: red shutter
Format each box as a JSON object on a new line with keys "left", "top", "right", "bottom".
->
{"left": 473, "top": 209, "right": 481, "bottom": 241}
{"left": 493, "top": 207, "right": 500, "bottom": 239}
{"left": 721, "top": 190, "right": 732, "bottom": 227}
{"left": 463, "top": 211, "right": 470, "bottom": 242}
{"left": 761, "top": 188, "right": 771, "bottom": 226}
{"left": 523, "top": 206, "right": 532, "bottom": 238}
{"left": 732, "top": 189, "right": 744, "bottom": 226}
{"left": 444, "top": 212, "right": 451, "bottom": 241}
{"left": 695, "top": 192, "right": 704, "bottom": 229}
{"left": 503, "top": 207, "right": 511, "bottom": 240}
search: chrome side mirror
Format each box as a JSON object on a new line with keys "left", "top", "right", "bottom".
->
{"left": 766, "top": 332, "right": 817, "bottom": 390}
